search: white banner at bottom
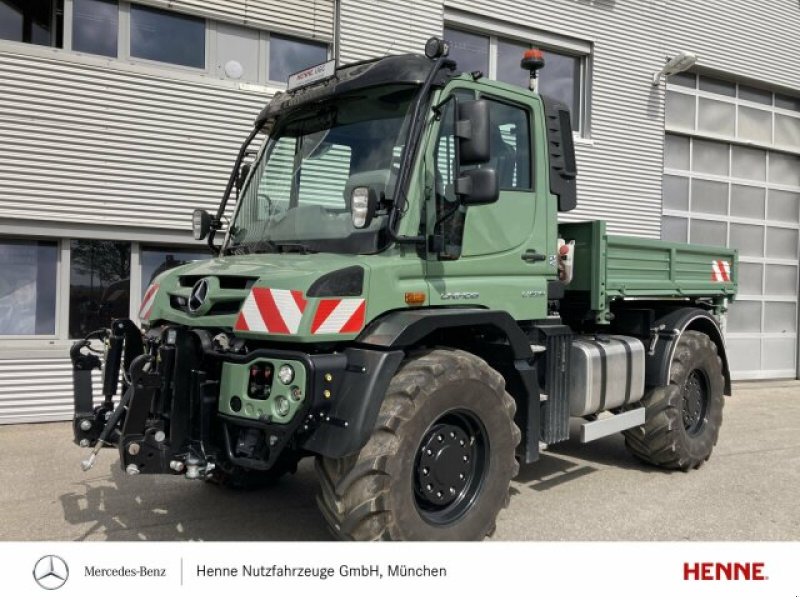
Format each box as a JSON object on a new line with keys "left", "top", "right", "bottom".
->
{"left": 1, "top": 541, "right": 797, "bottom": 599}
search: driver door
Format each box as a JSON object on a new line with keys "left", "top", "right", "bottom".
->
{"left": 423, "top": 82, "right": 554, "bottom": 321}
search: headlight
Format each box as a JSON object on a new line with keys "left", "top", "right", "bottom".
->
{"left": 278, "top": 364, "right": 295, "bottom": 385}
{"left": 350, "top": 186, "right": 376, "bottom": 229}
{"left": 274, "top": 395, "right": 290, "bottom": 417}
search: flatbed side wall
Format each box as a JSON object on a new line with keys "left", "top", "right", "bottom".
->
{"left": 561, "top": 221, "right": 738, "bottom": 321}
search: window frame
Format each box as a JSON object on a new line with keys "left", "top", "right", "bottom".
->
{"left": 0, "top": 236, "right": 63, "bottom": 341}
{"left": 443, "top": 23, "right": 590, "bottom": 138}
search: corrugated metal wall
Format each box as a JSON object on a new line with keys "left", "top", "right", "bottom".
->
{"left": 664, "top": 0, "right": 800, "bottom": 91}
{"left": 0, "top": 357, "right": 102, "bottom": 424}
{"left": 0, "top": 49, "right": 267, "bottom": 231}
{"left": 136, "top": 0, "right": 334, "bottom": 40}
{"left": 339, "top": 1, "right": 443, "bottom": 62}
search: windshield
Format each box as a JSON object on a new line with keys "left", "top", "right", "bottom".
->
{"left": 226, "top": 84, "right": 418, "bottom": 254}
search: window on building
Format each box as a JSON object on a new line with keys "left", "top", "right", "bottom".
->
{"left": 130, "top": 4, "right": 205, "bottom": 68}
{"left": 0, "top": 239, "right": 58, "bottom": 336}
{"left": 0, "top": 0, "right": 63, "bottom": 47}
{"left": 446, "top": 28, "right": 489, "bottom": 75}
{"left": 72, "top": 0, "right": 117, "bottom": 57}
{"left": 140, "top": 246, "right": 208, "bottom": 287}
{"left": 445, "top": 26, "right": 586, "bottom": 133}
{"left": 69, "top": 240, "right": 130, "bottom": 339}
{"left": 269, "top": 33, "right": 327, "bottom": 83}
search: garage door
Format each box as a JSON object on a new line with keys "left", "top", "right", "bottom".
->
{"left": 662, "top": 73, "right": 800, "bottom": 380}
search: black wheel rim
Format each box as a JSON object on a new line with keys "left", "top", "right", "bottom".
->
{"left": 682, "top": 369, "right": 709, "bottom": 436}
{"left": 413, "top": 409, "right": 488, "bottom": 526}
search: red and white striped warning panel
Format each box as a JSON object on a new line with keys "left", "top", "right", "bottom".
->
{"left": 311, "top": 298, "right": 366, "bottom": 334}
{"left": 139, "top": 283, "right": 159, "bottom": 320}
{"left": 235, "top": 288, "right": 308, "bottom": 334}
{"left": 711, "top": 260, "right": 732, "bottom": 283}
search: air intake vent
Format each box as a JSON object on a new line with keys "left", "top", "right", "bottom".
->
{"left": 178, "top": 275, "right": 257, "bottom": 290}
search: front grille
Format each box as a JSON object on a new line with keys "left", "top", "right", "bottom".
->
{"left": 207, "top": 300, "right": 244, "bottom": 315}
{"left": 169, "top": 295, "right": 243, "bottom": 316}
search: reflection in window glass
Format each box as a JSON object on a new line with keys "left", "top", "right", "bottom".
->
{"left": 69, "top": 240, "right": 130, "bottom": 339}
{"left": 0, "top": 1, "right": 23, "bottom": 42}
{"left": 72, "top": 0, "right": 117, "bottom": 57}
{"left": 269, "top": 34, "right": 328, "bottom": 83}
{"left": 496, "top": 38, "right": 529, "bottom": 89}
{"left": 444, "top": 28, "right": 489, "bottom": 75}
{"left": 0, "top": 240, "right": 57, "bottom": 335}
{"left": 130, "top": 4, "right": 205, "bottom": 68}
{"left": 539, "top": 51, "right": 581, "bottom": 128}
{"left": 140, "top": 247, "right": 208, "bottom": 287}
{"left": 698, "top": 77, "right": 735, "bottom": 97}
{"left": 0, "top": 0, "right": 62, "bottom": 46}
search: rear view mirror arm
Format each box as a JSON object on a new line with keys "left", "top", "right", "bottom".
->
{"left": 208, "top": 125, "right": 261, "bottom": 254}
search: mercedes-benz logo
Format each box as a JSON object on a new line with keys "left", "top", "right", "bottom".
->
{"left": 188, "top": 278, "right": 210, "bottom": 314}
{"left": 33, "top": 555, "right": 69, "bottom": 590}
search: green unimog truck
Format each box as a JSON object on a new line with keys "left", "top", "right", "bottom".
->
{"left": 70, "top": 38, "right": 737, "bottom": 541}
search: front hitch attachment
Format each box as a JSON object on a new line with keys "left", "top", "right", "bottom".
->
{"left": 70, "top": 319, "right": 145, "bottom": 470}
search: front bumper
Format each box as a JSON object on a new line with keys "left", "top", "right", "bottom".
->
{"left": 70, "top": 319, "right": 402, "bottom": 477}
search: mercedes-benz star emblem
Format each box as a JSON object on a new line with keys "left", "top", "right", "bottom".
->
{"left": 188, "top": 278, "right": 210, "bottom": 314}
{"left": 33, "top": 555, "right": 69, "bottom": 590}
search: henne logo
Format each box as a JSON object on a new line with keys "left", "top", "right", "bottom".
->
{"left": 33, "top": 555, "right": 69, "bottom": 590}
{"left": 683, "top": 561, "right": 767, "bottom": 581}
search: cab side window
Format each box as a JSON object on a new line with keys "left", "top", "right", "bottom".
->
{"left": 432, "top": 94, "right": 533, "bottom": 258}
{"left": 486, "top": 100, "right": 532, "bottom": 190}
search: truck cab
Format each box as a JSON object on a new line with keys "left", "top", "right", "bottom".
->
{"left": 70, "top": 38, "right": 737, "bottom": 541}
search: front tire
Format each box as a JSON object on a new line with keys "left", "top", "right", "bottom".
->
{"left": 623, "top": 331, "right": 725, "bottom": 470}
{"left": 315, "top": 348, "right": 520, "bottom": 541}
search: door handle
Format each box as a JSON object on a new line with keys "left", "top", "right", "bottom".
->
{"left": 521, "top": 249, "right": 547, "bottom": 263}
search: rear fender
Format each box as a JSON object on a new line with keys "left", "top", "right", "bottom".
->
{"left": 646, "top": 307, "right": 732, "bottom": 395}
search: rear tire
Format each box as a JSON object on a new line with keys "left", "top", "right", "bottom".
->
{"left": 623, "top": 331, "right": 724, "bottom": 470}
{"left": 315, "top": 348, "right": 520, "bottom": 541}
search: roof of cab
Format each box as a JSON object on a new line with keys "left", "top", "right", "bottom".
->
{"left": 255, "top": 53, "right": 458, "bottom": 127}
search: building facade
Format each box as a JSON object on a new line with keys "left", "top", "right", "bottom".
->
{"left": 0, "top": 0, "right": 798, "bottom": 423}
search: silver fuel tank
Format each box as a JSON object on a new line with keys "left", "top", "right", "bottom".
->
{"left": 568, "top": 335, "right": 646, "bottom": 417}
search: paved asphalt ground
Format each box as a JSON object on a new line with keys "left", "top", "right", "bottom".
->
{"left": 1, "top": 382, "right": 798, "bottom": 541}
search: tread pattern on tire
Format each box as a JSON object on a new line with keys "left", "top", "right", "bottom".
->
{"left": 623, "top": 331, "right": 725, "bottom": 471}
{"left": 315, "top": 348, "right": 520, "bottom": 541}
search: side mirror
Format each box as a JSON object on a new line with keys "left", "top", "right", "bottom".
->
{"left": 455, "top": 168, "right": 499, "bottom": 206}
{"left": 237, "top": 163, "right": 251, "bottom": 192}
{"left": 350, "top": 186, "right": 378, "bottom": 229}
{"left": 192, "top": 209, "right": 212, "bottom": 240}
{"left": 456, "top": 99, "right": 491, "bottom": 165}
